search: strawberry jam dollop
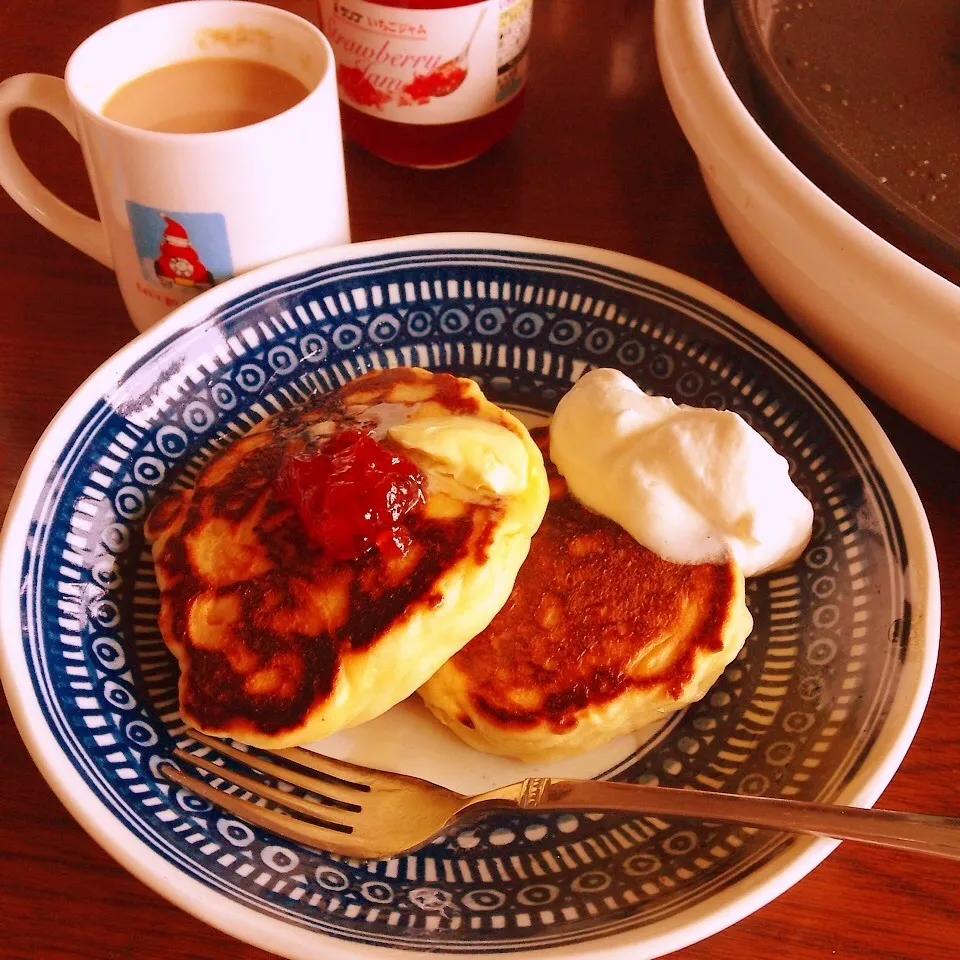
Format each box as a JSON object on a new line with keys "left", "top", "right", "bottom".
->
{"left": 277, "top": 428, "right": 426, "bottom": 561}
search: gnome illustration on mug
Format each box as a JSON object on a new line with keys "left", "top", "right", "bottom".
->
{"left": 153, "top": 215, "right": 214, "bottom": 288}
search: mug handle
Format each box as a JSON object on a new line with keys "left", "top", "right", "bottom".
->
{"left": 0, "top": 73, "right": 112, "bottom": 267}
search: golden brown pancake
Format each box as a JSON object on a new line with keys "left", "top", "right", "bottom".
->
{"left": 418, "top": 427, "right": 753, "bottom": 761}
{"left": 146, "top": 368, "right": 548, "bottom": 748}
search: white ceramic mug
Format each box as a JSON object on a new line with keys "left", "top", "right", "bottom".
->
{"left": 0, "top": 1, "right": 350, "bottom": 332}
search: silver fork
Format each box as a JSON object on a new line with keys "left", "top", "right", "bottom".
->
{"left": 166, "top": 729, "right": 960, "bottom": 861}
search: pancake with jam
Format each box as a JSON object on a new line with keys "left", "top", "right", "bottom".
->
{"left": 418, "top": 427, "right": 753, "bottom": 761}
{"left": 145, "top": 367, "right": 548, "bottom": 748}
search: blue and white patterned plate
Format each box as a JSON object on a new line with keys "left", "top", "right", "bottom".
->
{"left": 0, "top": 234, "right": 940, "bottom": 960}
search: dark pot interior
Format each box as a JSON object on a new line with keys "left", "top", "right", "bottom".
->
{"left": 719, "top": 0, "right": 960, "bottom": 287}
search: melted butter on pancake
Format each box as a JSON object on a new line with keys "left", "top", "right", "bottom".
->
{"left": 146, "top": 368, "right": 548, "bottom": 747}
{"left": 418, "top": 427, "right": 754, "bottom": 761}
{"left": 389, "top": 415, "right": 530, "bottom": 496}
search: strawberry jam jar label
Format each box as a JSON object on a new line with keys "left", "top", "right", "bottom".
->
{"left": 319, "top": 0, "right": 533, "bottom": 125}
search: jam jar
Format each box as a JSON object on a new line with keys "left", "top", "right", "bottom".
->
{"left": 317, "top": 0, "right": 534, "bottom": 168}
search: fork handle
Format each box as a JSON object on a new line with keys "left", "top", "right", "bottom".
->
{"left": 513, "top": 779, "right": 960, "bottom": 860}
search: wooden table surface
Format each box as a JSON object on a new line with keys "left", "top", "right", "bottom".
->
{"left": 1, "top": 1, "right": 957, "bottom": 958}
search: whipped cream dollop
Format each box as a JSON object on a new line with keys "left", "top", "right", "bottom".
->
{"left": 549, "top": 369, "right": 813, "bottom": 576}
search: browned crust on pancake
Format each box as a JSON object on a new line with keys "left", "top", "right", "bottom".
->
{"left": 146, "top": 369, "right": 502, "bottom": 737}
{"left": 451, "top": 427, "right": 738, "bottom": 734}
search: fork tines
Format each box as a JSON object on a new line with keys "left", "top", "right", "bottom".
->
{"left": 165, "top": 728, "right": 370, "bottom": 848}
